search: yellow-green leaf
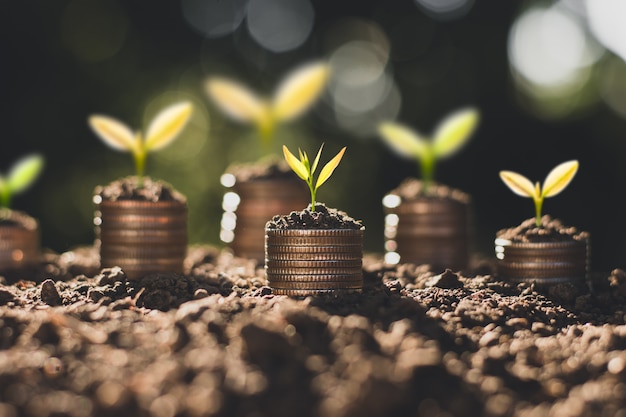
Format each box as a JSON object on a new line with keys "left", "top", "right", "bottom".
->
{"left": 88, "top": 115, "right": 136, "bottom": 152}
{"left": 542, "top": 160, "right": 579, "bottom": 198}
{"left": 432, "top": 108, "right": 479, "bottom": 158}
{"left": 6, "top": 154, "right": 44, "bottom": 193}
{"left": 315, "top": 146, "right": 346, "bottom": 190}
{"left": 205, "top": 77, "right": 268, "bottom": 124}
{"left": 378, "top": 122, "right": 429, "bottom": 158}
{"left": 311, "top": 143, "right": 324, "bottom": 174}
{"left": 272, "top": 61, "right": 330, "bottom": 122}
{"left": 283, "top": 145, "right": 309, "bottom": 181}
{"left": 499, "top": 170, "right": 536, "bottom": 198}
{"left": 144, "top": 101, "right": 193, "bottom": 151}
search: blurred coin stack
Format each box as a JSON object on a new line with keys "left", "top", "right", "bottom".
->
{"left": 95, "top": 199, "right": 187, "bottom": 279}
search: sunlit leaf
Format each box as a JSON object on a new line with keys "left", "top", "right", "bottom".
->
{"left": 144, "top": 101, "right": 193, "bottom": 151}
{"left": 6, "top": 154, "right": 44, "bottom": 193}
{"left": 315, "top": 147, "right": 346, "bottom": 189}
{"left": 378, "top": 122, "right": 429, "bottom": 158}
{"left": 499, "top": 170, "right": 536, "bottom": 198}
{"left": 283, "top": 145, "right": 309, "bottom": 181}
{"left": 311, "top": 143, "right": 324, "bottom": 174}
{"left": 88, "top": 115, "right": 136, "bottom": 151}
{"left": 272, "top": 62, "right": 330, "bottom": 122}
{"left": 432, "top": 108, "right": 479, "bottom": 158}
{"left": 205, "top": 77, "right": 268, "bottom": 123}
{"left": 542, "top": 160, "right": 579, "bottom": 198}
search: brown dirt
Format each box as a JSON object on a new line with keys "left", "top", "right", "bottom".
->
{"left": 389, "top": 178, "right": 471, "bottom": 204}
{"left": 1, "top": 243, "right": 626, "bottom": 417}
{"left": 0, "top": 208, "right": 38, "bottom": 229}
{"left": 226, "top": 156, "right": 299, "bottom": 183}
{"left": 496, "top": 216, "right": 589, "bottom": 243}
{"left": 95, "top": 176, "right": 186, "bottom": 203}
{"left": 266, "top": 203, "right": 364, "bottom": 230}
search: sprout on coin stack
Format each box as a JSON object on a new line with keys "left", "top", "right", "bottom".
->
{"left": 495, "top": 160, "right": 589, "bottom": 290}
{"left": 263, "top": 143, "right": 365, "bottom": 297}
{"left": 88, "top": 101, "right": 194, "bottom": 279}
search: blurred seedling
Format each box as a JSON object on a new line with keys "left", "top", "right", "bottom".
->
{"left": 500, "top": 160, "right": 579, "bottom": 227}
{"left": 0, "top": 154, "right": 44, "bottom": 209}
{"left": 88, "top": 101, "right": 194, "bottom": 187}
{"left": 206, "top": 61, "right": 330, "bottom": 153}
{"left": 282, "top": 144, "right": 346, "bottom": 212}
{"left": 378, "top": 108, "right": 480, "bottom": 195}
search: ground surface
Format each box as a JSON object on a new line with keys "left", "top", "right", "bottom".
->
{"left": 1, "top": 244, "right": 626, "bottom": 417}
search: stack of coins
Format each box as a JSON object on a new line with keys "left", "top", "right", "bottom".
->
{"left": 0, "top": 217, "right": 40, "bottom": 272}
{"left": 224, "top": 178, "right": 309, "bottom": 262}
{"left": 495, "top": 238, "right": 589, "bottom": 286}
{"left": 384, "top": 195, "right": 470, "bottom": 271}
{"left": 265, "top": 228, "right": 363, "bottom": 296}
{"left": 95, "top": 199, "right": 187, "bottom": 279}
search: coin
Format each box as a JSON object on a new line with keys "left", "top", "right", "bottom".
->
{"left": 267, "top": 272, "right": 363, "bottom": 282}
{"left": 272, "top": 288, "right": 362, "bottom": 296}
{"left": 265, "top": 259, "right": 362, "bottom": 268}
{"left": 268, "top": 280, "right": 363, "bottom": 290}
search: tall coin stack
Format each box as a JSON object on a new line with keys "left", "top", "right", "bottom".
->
{"left": 265, "top": 228, "right": 364, "bottom": 296}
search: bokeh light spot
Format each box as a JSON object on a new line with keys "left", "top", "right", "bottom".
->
{"left": 414, "top": 0, "right": 474, "bottom": 21}
{"left": 246, "top": 0, "right": 315, "bottom": 53}
{"left": 586, "top": 0, "right": 626, "bottom": 63}
{"left": 181, "top": 0, "right": 248, "bottom": 38}
{"left": 61, "top": 0, "right": 129, "bottom": 62}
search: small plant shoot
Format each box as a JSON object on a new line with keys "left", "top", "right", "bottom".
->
{"left": 378, "top": 107, "right": 479, "bottom": 194}
{"left": 0, "top": 154, "right": 44, "bottom": 209}
{"left": 206, "top": 61, "right": 330, "bottom": 151}
{"left": 499, "top": 160, "right": 579, "bottom": 227}
{"left": 282, "top": 144, "right": 346, "bottom": 212}
{"left": 88, "top": 101, "right": 193, "bottom": 186}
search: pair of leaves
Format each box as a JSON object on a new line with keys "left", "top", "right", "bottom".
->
{"left": 377, "top": 107, "right": 479, "bottom": 161}
{"left": 500, "top": 160, "right": 579, "bottom": 226}
{"left": 0, "top": 154, "right": 45, "bottom": 208}
{"left": 283, "top": 144, "right": 346, "bottom": 211}
{"left": 500, "top": 160, "right": 579, "bottom": 201}
{"left": 88, "top": 101, "right": 193, "bottom": 178}
{"left": 205, "top": 61, "right": 330, "bottom": 143}
{"left": 89, "top": 101, "right": 193, "bottom": 155}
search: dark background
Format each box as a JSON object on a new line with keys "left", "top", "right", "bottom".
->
{"left": 1, "top": 0, "right": 625, "bottom": 274}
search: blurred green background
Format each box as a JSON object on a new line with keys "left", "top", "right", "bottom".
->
{"left": 2, "top": 0, "right": 626, "bottom": 274}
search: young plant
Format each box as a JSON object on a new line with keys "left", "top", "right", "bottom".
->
{"left": 282, "top": 144, "right": 346, "bottom": 212}
{"left": 499, "top": 160, "right": 579, "bottom": 227}
{"left": 377, "top": 107, "right": 479, "bottom": 194}
{"left": 205, "top": 61, "right": 330, "bottom": 152}
{"left": 0, "top": 154, "right": 45, "bottom": 209}
{"left": 88, "top": 101, "right": 193, "bottom": 186}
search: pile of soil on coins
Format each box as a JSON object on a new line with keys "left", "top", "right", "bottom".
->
{"left": 1, "top": 245, "right": 626, "bottom": 417}
{"left": 225, "top": 157, "right": 298, "bottom": 183}
{"left": 388, "top": 178, "right": 471, "bottom": 204}
{"left": 95, "top": 176, "right": 186, "bottom": 203}
{"left": 496, "top": 216, "right": 589, "bottom": 243}
{"left": 266, "top": 203, "right": 364, "bottom": 230}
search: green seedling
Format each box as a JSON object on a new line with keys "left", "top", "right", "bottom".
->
{"left": 0, "top": 154, "right": 44, "bottom": 209}
{"left": 500, "top": 160, "right": 579, "bottom": 227}
{"left": 282, "top": 144, "right": 346, "bottom": 212}
{"left": 378, "top": 107, "right": 479, "bottom": 195}
{"left": 206, "top": 61, "right": 330, "bottom": 152}
{"left": 88, "top": 101, "right": 194, "bottom": 186}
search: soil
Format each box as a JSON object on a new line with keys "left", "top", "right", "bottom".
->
{"left": 95, "top": 176, "right": 186, "bottom": 203}
{"left": 266, "top": 203, "right": 364, "bottom": 230}
{"left": 226, "top": 156, "right": 298, "bottom": 183}
{"left": 2, "top": 240, "right": 626, "bottom": 417}
{"left": 0, "top": 208, "right": 38, "bottom": 230}
{"left": 389, "top": 178, "right": 471, "bottom": 204}
{"left": 496, "top": 216, "right": 589, "bottom": 243}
